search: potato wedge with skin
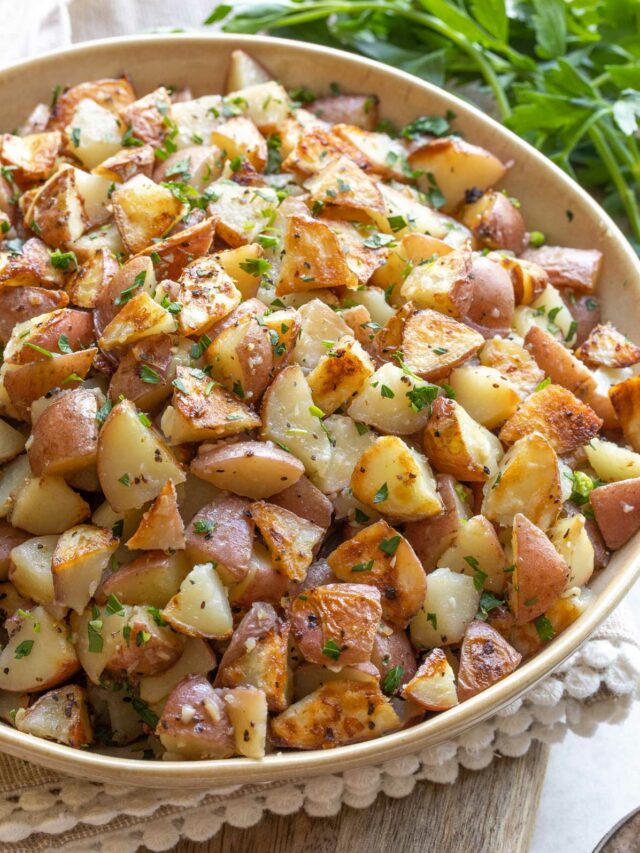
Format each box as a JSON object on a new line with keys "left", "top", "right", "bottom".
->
{"left": 0, "top": 522, "right": 30, "bottom": 581}
{"left": 448, "top": 365, "right": 520, "bottom": 429}
{"left": 410, "top": 568, "right": 480, "bottom": 648}
{"left": 190, "top": 440, "right": 304, "bottom": 500}
{"left": 457, "top": 620, "right": 522, "bottom": 701}
{"left": 0, "top": 606, "right": 78, "bottom": 692}
{"left": 10, "top": 475, "right": 90, "bottom": 535}
{"left": 51, "top": 524, "right": 118, "bottom": 613}
{"left": 304, "top": 155, "right": 385, "bottom": 218}
{"left": 26, "top": 165, "right": 87, "bottom": 246}
{"left": 156, "top": 675, "right": 235, "bottom": 760}
{"left": 423, "top": 397, "right": 504, "bottom": 482}
{"left": 401, "top": 308, "right": 484, "bottom": 381}
{"left": 291, "top": 584, "right": 382, "bottom": 667}
{"left": 15, "top": 684, "right": 92, "bottom": 747}
{"left": 331, "top": 123, "right": 409, "bottom": 180}
{"left": 575, "top": 322, "right": 640, "bottom": 369}
{"left": 98, "top": 291, "right": 176, "bottom": 350}
{"left": 260, "top": 364, "right": 332, "bottom": 481}
{"left": 351, "top": 435, "right": 443, "bottom": 520}
{"left": 585, "top": 437, "right": 640, "bottom": 482}
{"left": 347, "top": 362, "right": 434, "bottom": 435}
{"left": 95, "top": 550, "right": 191, "bottom": 608}
{"left": 48, "top": 77, "right": 135, "bottom": 130}
{"left": 404, "top": 474, "right": 472, "bottom": 570}
{"left": 248, "top": 500, "right": 324, "bottom": 582}
{"left": 112, "top": 174, "right": 187, "bottom": 254}
{"left": 482, "top": 432, "right": 562, "bottom": 531}
{"left": 9, "top": 534, "right": 57, "bottom": 604}
{"left": 65, "top": 248, "right": 119, "bottom": 309}
{"left": 206, "top": 181, "right": 280, "bottom": 247}
{"left": 276, "top": 214, "right": 358, "bottom": 295}
{"left": 499, "top": 384, "right": 602, "bottom": 454}
{"left": 292, "top": 661, "right": 379, "bottom": 700}
{"left": 94, "top": 255, "right": 156, "bottom": 337}
{"left": 464, "top": 255, "right": 515, "bottom": 337}
{"left": 282, "top": 125, "right": 369, "bottom": 177}
{"left": 292, "top": 299, "right": 351, "bottom": 372}
{"left": 133, "top": 217, "right": 215, "bottom": 282}
{"left": 324, "top": 218, "right": 389, "bottom": 285}
{"left": 227, "top": 543, "right": 291, "bottom": 609}
{"left": 609, "top": 376, "right": 640, "bottom": 452}
{"left": 507, "top": 589, "right": 592, "bottom": 658}
{"left": 0, "top": 455, "right": 31, "bottom": 519}
{"left": 215, "top": 603, "right": 291, "bottom": 712}
{"left": 97, "top": 399, "right": 186, "bottom": 513}
{"left": 371, "top": 624, "right": 418, "bottom": 688}
{"left": 162, "top": 562, "right": 233, "bottom": 640}
{"left": 205, "top": 317, "right": 273, "bottom": 403}
{"left": 108, "top": 334, "right": 178, "bottom": 412}
{"left": 0, "top": 287, "right": 69, "bottom": 346}
{"left": 589, "top": 478, "right": 640, "bottom": 550}
{"left": 0, "top": 131, "right": 61, "bottom": 184}
{"left": 28, "top": 388, "right": 100, "bottom": 476}
{"left": 119, "top": 86, "right": 172, "bottom": 146}
{"left": 163, "top": 367, "right": 260, "bottom": 445}
{"left": 211, "top": 244, "right": 266, "bottom": 302}
{"left": 270, "top": 679, "right": 400, "bottom": 750}
{"left": 185, "top": 496, "right": 254, "bottom": 583}
{"left": 459, "top": 190, "right": 526, "bottom": 254}
{"left": 328, "top": 520, "right": 426, "bottom": 628}
{"left": 550, "top": 513, "right": 594, "bottom": 589}
{"left": 0, "top": 237, "right": 65, "bottom": 289}
{"left": 479, "top": 336, "right": 545, "bottom": 399}
{"left": 270, "top": 475, "right": 333, "bottom": 528}
{"left": 125, "top": 481, "right": 185, "bottom": 551}
{"left": 211, "top": 116, "right": 267, "bottom": 171}
{"left": 402, "top": 648, "right": 458, "bottom": 711}
{"left": 4, "top": 309, "right": 94, "bottom": 367}
{"left": 311, "top": 414, "right": 375, "bottom": 496}
{"left": 93, "top": 143, "right": 155, "bottom": 183}
{"left": 172, "top": 255, "right": 241, "bottom": 337}
{"left": 520, "top": 245, "right": 602, "bottom": 293}
{"left": 400, "top": 250, "right": 473, "bottom": 318}
{"left": 224, "top": 686, "right": 269, "bottom": 759}
{"left": 139, "top": 638, "right": 216, "bottom": 705}
{"left": 437, "top": 515, "right": 508, "bottom": 594}
{"left": 307, "top": 336, "right": 374, "bottom": 414}
{"left": 510, "top": 513, "right": 569, "bottom": 623}
{"left": 514, "top": 283, "right": 577, "bottom": 345}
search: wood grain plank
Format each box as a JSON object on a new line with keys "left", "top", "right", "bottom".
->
{"left": 165, "top": 742, "right": 549, "bottom": 853}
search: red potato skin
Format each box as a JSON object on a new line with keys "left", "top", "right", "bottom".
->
{"left": 565, "top": 291, "right": 601, "bottom": 347}
{"left": 371, "top": 625, "right": 418, "bottom": 686}
{"left": 28, "top": 388, "right": 99, "bottom": 475}
{"left": 590, "top": 478, "right": 640, "bottom": 550}
{"left": 156, "top": 675, "right": 235, "bottom": 759}
{"left": 309, "top": 95, "right": 379, "bottom": 131}
{"left": 404, "top": 474, "right": 469, "bottom": 570}
{"left": 457, "top": 620, "right": 522, "bottom": 702}
{"left": 228, "top": 557, "right": 291, "bottom": 609}
{"left": 563, "top": 503, "right": 610, "bottom": 571}
{"left": 464, "top": 256, "right": 514, "bottom": 337}
{"left": 4, "top": 348, "right": 97, "bottom": 420}
{"left": 0, "top": 287, "right": 69, "bottom": 345}
{"left": 520, "top": 245, "right": 603, "bottom": 293}
{"left": 133, "top": 218, "right": 215, "bottom": 282}
{"left": 270, "top": 476, "right": 333, "bottom": 529}
{"left": 289, "top": 558, "right": 337, "bottom": 595}
{"left": 8, "top": 309, "right": 95, "bottom": 365}
{"left": 108, "top": 333, "right": 175, "bottom": 410}
{"left": 104, "top": 615, "right": 184, "bottom": 682}
{"left": 215, "top": 603, "right": 282, "bottom": 677}
{"left": 511, "top": 513, "right": 569, "bottom": 623}
{"left": 185, "top": 496, "right": 254, "bottom": 581}
{"left": 93, "top": 256, "right": 153, "bottom": 338}
{"left": 190, "top": 440, "right": 305, "bottom": 498}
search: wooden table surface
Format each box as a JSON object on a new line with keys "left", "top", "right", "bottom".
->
{"left": 160, "top": 742, "right": 549, "bottom": 853}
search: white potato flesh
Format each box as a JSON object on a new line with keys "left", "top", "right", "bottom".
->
{"left": 261, "top": 364, "right": 332, "bottom": 482}
{"left": 224, "top": 686, "right": 268, "bottom": 758}
{"left": 15, "top": 684, "right": 92, "bottom": 747}
{"left": 348, "top": 362, "right": 433, "bottom": 435}
{"left": 9, "top": 535, "right": 58, "bottom": 604}
{"left": 0, "top": 419, "right": 26, "bottom": 464}
{"left": 513, "top": 284, "right": 576, "bottom": 345}
{"left": 52, "top": 525, "right": 118, "bottom": 613}
{"left": 97, "top": 400, "right": 186, "bottom": 513}
{"left": 98, "top": 291, "right": 176, "bottom": 350}
{"left": 139, "top": 638, "right": 216, "bottom": 705}
{"left": 73, "top": 604, "right": 130, "bottom": 685}
{"left": 226, "top": 50, "right": 273, "bottom": 92}
{"left": 230, "top": 81, "right": 290, "bottom": 131}
{"left": 375, "top": 183, "right": 470, "bottom": 248}
{"left": 448, "top": 365, "right": 520, "bottom": 429}
{"left": 162, "top": 562, "right": 233, "bottom": 639}
{"left": 73, "top": 168, "right": 113, "bottom": 226}
{"left": 66, "top": 99, "right": 122, "bottom": 169}
{"left": 170, "top": 95, "right": 224, "bottom": 148}
{"left": 345, "top": 287, "right": 396, "bottom": 326}
{"left": 0, "top": 455, "right": 31, "bottom": 518}
{"left": 292, "top": 299, "right": 351, "bottom": 372}
{"left": 0, "top": 606, "right": 78, "bottom": 692}
{"left": 0, "top": 690, "right": 28, "bottom": 724}
{"left": 10, "top": 475, "right": 90, "bottom": 535}
{"left": 410, "top": 568, "right": 480, "bottom": 649}
{"left": 206, "top": 181, "right": 280, "bottom": 246}
{"left": 313, "top": 415, "right": 377, "bottom": 494}
{"left": 436, "top": 515, "right": 507, "bottom": 593}
{"left": 550, "top": 514, "right": 595, "bottom": 589}
{"left": 585, "top": 437, "right": 640, "bottom": 482}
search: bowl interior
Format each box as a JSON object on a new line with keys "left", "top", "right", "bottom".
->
{"left": 0, "top": 33, "right": 638, "bottom": 788}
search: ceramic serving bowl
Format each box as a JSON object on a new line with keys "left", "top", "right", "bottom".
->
{"left": 0, "top": 33, "right": 638, "bottom": 788}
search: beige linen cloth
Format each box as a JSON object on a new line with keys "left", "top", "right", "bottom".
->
{"left": 0, "top": 2, "right": 638, "bottom": 850}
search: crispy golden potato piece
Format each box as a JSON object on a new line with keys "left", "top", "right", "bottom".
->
{"left": 0, "top": 236, "right": 65, "bottom": 288}
{"left": 479, "top": 336, "right": 545, "bottom": 398}
{"left": 575, "top": 322, "right": 640, "bottom": 369}
{"left": 488, "top": 253, "right": 547, "bottom": 306}
{"left": 248, "top": 500, "right": 324, "bottom": 582}
{"left": 609, "top": 376, "right": 640, "bottom": 451}
{"left": 94, "top": 255, "right": 155, "bottom": 336}
{"left": 351, "top": 434, "right": 443, "bottom": 520}
{"left": 457, "top": 621, "right": 522, "bottom": 701}
{"left": 283, "top": 126, "right": 369, "bottom": 176}
{"left": 437, "top": 515, "right": 508, "bottom": 594}
{"left": 28, "top": 388, "right": 100, "bottom": 476}
{"left": 291, "top": 298, "right": 350, "bottom": 371}
{"left": 408, "top": 137, "right": 507, "bottom": 212}
{"left": 156, "top": 675, "right": 235, "bottom": 760}
{"left": 404, "top": 474, "right": 471, "bottom": 570}
{"left": 108, "top": 333, "right": 178, "bottom": 411}
{"left": 93, "top": 143, "right": 155, "bottom": 183}
{"left": 402, "top": 648, "right": 458, "bottom": 711}
{"left": 162, "top": 367, "right": 261, "bottom": 444}
{"left": 590, "top": 478, "right": 640, "bottom": 550}
{"left": 205, "top": 317, "right": 273, "bottom": 403}
{"left": 190, "top": 440, "right": 304, "bottom": 500}
{"left": 52, "top": 524, "right": 118, "bottom": 613}
{"left": 171, "top": 255, "right": 241, "bottom": 337}
{"left": 206, "top": 181, "right": 280, "bottom": 247}
{"left": 26, "top": 165, "right": 87, "bottom": 246}
{"left": 95, "top": 551, "right": 190, "bottom": 608}
{"left": 499, "top": 383, "right": 602, "bottom": 453}
{"left": 324, "top": 218, "right": 388, "bottom": 284}
{"left": 119, "top": 86, "right": 172, "bottom": 146}
{"left": 162, "top": 562, "right": 233, "bottom": 639}
{"left": 112, "top": 174, "right": 187, "bottom": 254}
{"left": 98, "top": 291, "right": 176, "bottom": 350}
{"left": 400, "top": 249, "right": 473, "bottom": 318}
{"left": 423, "top": 397, "right": 503, "bottom": 482}
{"left": 48, "top": 77, "right": 135, "bottom": 129}
{"left": 290, "top": 583, "right": 382, "bottom": 667}
{"left": 304, "top": 154, "right": 385, "bottom": 218}
{"left": 510, "top": 513, "right": 569, "bottom": 623}
{"left": 15, "top": 684, "right": 93, "bottom": 747}
{"left": 332, "top": 123, "right": 410, "bottom": 180}
{"left": 521, "top": 245, "right": 602, "bottom": 293}
{"left": 215, "top": 603, "right": 291, "bottom": 712}
{"left": 0, "top": 606, "right": 79, "bottom": 692}
{"left": 65, "top": 247, "right": 118, "bottom": 309}
{"left": 185, "top": 496, "right": 254, "bottom": 583}
{"left": 0, "top": 131, "right": 61, "bottom": 184}
{"left": 270, "top": 679, "right": 400, "bottom": 749}
{"left": 211, "top": 116, "right": 267, "bottom": 171}
{"left": 507, "top": 590, "right": 591, "bottom": 658}
{"left": 133, "top": 217, "right": 216, "bottom": 282}
{"left": 328, "top": 520, "right": 426, "bottom": 627}
{"left": 307, "top": 336, "right": 374, "bottom": 414}
{"left": 401, "top": 308, "right": 484, "bottom": 381}
{"left": 126, "top": 481, "right": 185, "bottom": 551}
{"left": 459, "top": 190, "right": 526, "bottom": 254}
{"left": 276, "top": 214, "right": 358, "bottom": 294}
{"left": 482, "top": 432, "right": 561, "bottom": 531}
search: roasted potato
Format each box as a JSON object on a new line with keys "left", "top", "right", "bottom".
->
{"left": 459, "top": 190, "right": 526, "bottom": 254}
{"left": 0, "top": 287, "right": 69, "bottom": 345}
{"left": 609, "top": 376, "right": 640, "bottom": 452}
{"left": 437, "top": 514, "right": 508, "bottom": 594}
{"left": 205, "top": 317, "right": 273, "bottom": 403}
{"left": 521, "top": 245, "right": 602, "bottom": 293}
{"left": 10, "top": 475, "right": 90, "bottom": 535}
{"left": 464, "top": 255, "right": 515, "bottom": 336}
{"left": 139, "top": 638, "right": 216, "bottom": 705}
{"left": 410, "top": 568, "right": 480, "bottom": 648}
{"left": 15, "top": 684, "right": 93, "bottom": 747}
{"left": 185, "top": 496, "right": 254, "bottom": 583}
{"left": 457, "top": 621, "right": 522, "bottom": 701}
{"left": 402, "top": 648, "right": 458, "bottom": 711}
{"left": 550, "top": 513, "right": 595, "bottom": 589}
{"left": 307, "top": 336, "right": 374, "bottom": 414}
{"left": 404, "top": 474, "right": 471, "bottom": 570}
{"left": 162, "top": 562, "right": 233, "bottom": 639}
{"left": 9, "top": 534, "right": 57, "bottom": 604}
{"left": 448, "top": 365, "right": 520, "bottom": 429}
{"left": 112, "top": 174, "right": 187, "bottom": 254}
{"left": 347, "top": 362, "right": 435, "bottom": 435}
{"left": 479, "top": 335, "right": 545, "bottom": 398}
{"left": 584, "top": 437, "right": 640, "bottom": 482}
{"left": 96, "top": 550, "right": 191, "bottom": 608}
{"left": 400, "top": 250, "right": 473, "bottom": 318}
{"left": 270, "top": 475, "right": 333, "bottom": 529}
{"left": 248, "top": 500, "right": 324, "bottom": 582}
{"left": 28, "top": 388, "right": 100, "bottom": 476}
{"left": 401, "top": 308, "right": 485, "bottom": 381}
{"left": 125, "top": 481, "right": 185, "bottom": 551}
{"left": 510, "top": 513, "right": 569, "bottom": 623}
{"left": 590, "top": 478, "right": 640, "bottom": 550}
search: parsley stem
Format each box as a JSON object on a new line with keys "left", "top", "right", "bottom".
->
{"left": 588, "top": 125, "right": 640, "bottom": 243}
